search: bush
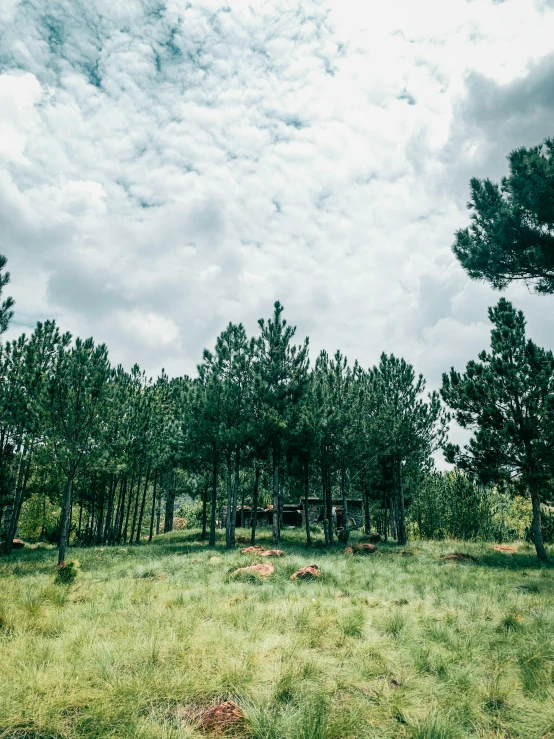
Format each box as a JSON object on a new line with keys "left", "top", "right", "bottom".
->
{"left": 54, "top": 561, "right": 78, "bottom": 585}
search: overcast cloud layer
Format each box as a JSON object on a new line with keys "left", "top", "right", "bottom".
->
{"left": 2, "top": 0, "right": 554, "bottom": 405}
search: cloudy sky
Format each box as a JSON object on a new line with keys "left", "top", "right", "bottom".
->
{"left": 2, "top": 0, "right": 554, "bottom": 400}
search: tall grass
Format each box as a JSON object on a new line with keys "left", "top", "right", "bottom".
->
{"left": 0, "top": 530, "right": 552, "bottom": 738}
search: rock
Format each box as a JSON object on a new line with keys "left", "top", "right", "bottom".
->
{"left": 209, "top": 556, "right": 221, "bottom": 562}
{"left": 12, "top": 539, "right": 25, "bottom": 549}
{"left": 241, "top": 546, "right": 266, "bottom": 554}
{"left": 351, "top": 543, "right": 377, "bottom": 555}
{"left": 198, "top": 700, "right": 245, "bottom": 734}
{"left": 260, "top": 549, "right": 284, "bottom": 557}
{"left": 344, "top": 546, "right": 354, "bottom": 554}
{"left": 291, "top": 564, "right": 320, "bottom": 580}
{"left": 494, "top": 545, "right": 518, "bottom": 553}
{"left": 441, "top": 552, "right": 476, "bottom": 563}
{"left": 231, "top": 563, "right": 274, "bottom": 578}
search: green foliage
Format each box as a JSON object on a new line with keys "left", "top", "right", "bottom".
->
{"left": 17, "top": 494, "right": 60, "bottom": 543}
{"left": 453, "top": 137, "right": 554, "bottom": 294}
{"left": 53, "top": 560, "right": 78, "bottom": 585}
{"left": 410, "top": 471, "right": 534, "bottom": 542}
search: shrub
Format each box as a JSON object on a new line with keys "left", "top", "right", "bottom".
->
{"left": 54, "top": 561, "right": 78, "bottom": 585}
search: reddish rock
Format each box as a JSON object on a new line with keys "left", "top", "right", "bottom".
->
{"left": 352, "top": 543, "right": 377, "bottom": 555}
{"left": 232, "top": 563, "right": 274, "bottom": 578}
{"left": 494, "top": 545, "right": 518, "bottom": 553}
{"left": 291, "top": 564, "right": 320, "bottom": 580}
{"left": 260, "top": 549, "right": 284, "bottom": 557}
{"left": 12, "top": 539, "right": 25, "bottom": 549}
{"left": 344, "top": 546, "right": 354, "bottom": 554}
{"left": 198, "top": 700, "right": 245, "bottom": 734}
{"left": 240, "top": 546, "right": 266, "bottom": 554}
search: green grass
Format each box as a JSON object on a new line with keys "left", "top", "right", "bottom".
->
{"left": 0, "top": 530, "right": 553, "bottom": 738}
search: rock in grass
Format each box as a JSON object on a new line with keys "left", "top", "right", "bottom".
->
{"left": 291, "top": 564, "right": 320, "bottom": 580}
{"left": 12, "top": 539, "right": 25, "bottom": 549}
{"left": 241, "top": 546, "right": 266, "bottom": 554}
{"left": 232, "top": 563, "right": 274, "bottom": 578}
{"left": 494, "top": 545, "right": 518, "bottom": 553}
{"left": 260, "top": 549, "right": 284, "bottom": 557}
{"left": 198, "top": 700, "right": 245, "bottom": 734}
{"left": 441, "top": 552, "right": 476, "bottom": 563}
{"left": 345, "top": 543, "right": 377, "bottom": 555}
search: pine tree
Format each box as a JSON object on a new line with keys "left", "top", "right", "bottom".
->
{"left": 42, "top": 337, "right": 113, "bottom": 566}
{"left": 257, "top": 302, "right": 309, "bottom": 546}
{"left": 453, "top": 138, "right": 554, "bottom": 294}
{"left": 441, "top": 299, "right": 554, "bottom": 560}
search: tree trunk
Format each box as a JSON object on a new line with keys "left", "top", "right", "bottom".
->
{"left": 250, "top": 463, "right": 260, "bottom": 545}
{"left": 340, "top": 467, "right": 350, "bottom": 544}
{"left": 325, "top": 454, "right": 334, "bottom": 547}
{"left": 130, "top": 473, "right": 142, "bottom": 542}
{"left": 136, "top": 465, "right": 151, "bottom": 543}
{"left": 209, "top": 458, "right": 218, "bottom": 547}
{"left": 363, "top": 471, "right": 371, "bottom": 535}
{"left": 123, "top": 474, "right": 135, "bottom": 543}
{"left": 225, "top": 454, "right": 233, "bottom": 548}
{"left": 96, "top": 480, "right": 106, "bottom": 544}
{"left": 200, "top": 474, "right": 208, "bottom": 541}
{"left": 397, "top": 457, "right": 407, "bottom": 546}
{"left": 240, "top": 461, "right": 245, "bottom": 529}
{"left": 1, "top": 446, "right": 28, "bottom": 554}
{"left": 304, "top": 457, "right": 312, "bottom": 547}
{"left": 148, "top": 469, "right": 158, "bottom": 543}
{"left": 58, "top": 467, "right": 76, "bottom": 566}
{"left": 322, "top": 456, "right": 330, "bottom": 547}
{"left": 230, "top": 449, "right": 240, "bottom": 547}
{"left": 156, "top": 476, "right": 162, "bottom": 535}
{"left": 164, "top": 468, "right": 175, "bottom": 533}
{"left": 272, "top": 444, "right": 280, "bottom": 546}
{"left": 115, "top": 475, "right": 127, "bottom": 544}
{"left": 103, "top": 475, "right": 116, "bottom": 545}
{"left": 530, "top": 484, "right": 547, "bottom": 560}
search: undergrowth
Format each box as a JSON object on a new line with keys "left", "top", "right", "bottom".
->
{"left": 0, "top": 530, "right": 553, "bottom": 738}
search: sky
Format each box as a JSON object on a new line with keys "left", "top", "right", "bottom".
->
{"left": 1, "top": 0, "right": 554, "bottom": 409}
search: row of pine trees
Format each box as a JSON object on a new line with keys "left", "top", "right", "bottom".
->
{"left": 1, "top": 256, "right": 553, "bottom": 562}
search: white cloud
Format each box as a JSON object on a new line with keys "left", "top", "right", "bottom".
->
{"left": 0, "top": 0, "right": 553, "bottom": 410}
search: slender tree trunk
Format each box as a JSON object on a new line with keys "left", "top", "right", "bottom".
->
{"left": 77, "top": 498, "right": 83, "bottom": 541}
{"left": 130, "top": 473, "right": 142, "bottom": 543}
{"left": 200, "top": 474, "right": 208, "bottom": 542}
{"left": 251, "top": 463, "right": 260, "bottom": 545}
{"left": 123, "top": 475, "right": 135, "bottom": 543}
{"left": 96, "top": 480, "right": 106, "bottom": 544}
{"left": 304, "top": 457, "right": 312, "bottom": 547}
{"left": 58, "top": 466, "right": 76, "bottom": 566}
{"left": 272, "top": 443, "right": 280, "bottom": 546}
{"left": 240, "top": 459, "right": 245, "bottom": 529}
{"left": 116, "top": 476, "right": 127, "bottom": 544}
{"left": 363, "top": 471, "right": 371, "bottom": 535}
{"left": 397, "top": 457, "right": 407, "bottom": 546}
{"left": 103, "top": 475, "right": 116, "bottom": 545}
{"left": 209, "top": 457, "right": 218, "bottom": 547}
{"left": 322, "top": 456, "right": 330, "bottom": 547}
{"left": 148, "top": 469, "right": 158, "bottom": 543}
{"left": 164, "top": 468, "right": 175, "bottom": 533}
{"left": 529, "top": 483, "right": 547, "bottom": 560}
{"left": 225, "top": 454, "right": 233, "bottom": 548}
{"left": 325, "top": 453, "right": 334, "bottom": 547}
{"left": 2, "top": 445, "right": 28, "bottom": 554}
{"left": 340, "top": 467, "right": 350, "bottom": 544}
{"left": 230, "top": 449, "right": 240, "bottom": 547}
{"left": 156, "top": 474, "right": 162, "bottom": 535}
{"left": 136, "top": 465, "right": 151, "bottom": 543}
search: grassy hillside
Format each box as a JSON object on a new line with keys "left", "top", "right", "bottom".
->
{"left": 0, "top": 531, "right": 553, "bottom": 739}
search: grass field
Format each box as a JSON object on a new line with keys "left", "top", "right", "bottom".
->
{"left": 0, "top": 530, "right": 553, "bottom": 739}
